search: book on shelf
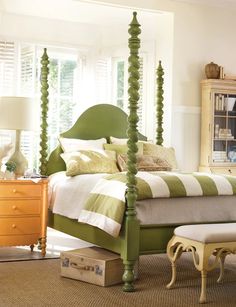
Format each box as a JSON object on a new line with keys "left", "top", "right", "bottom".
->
{"left": 218, "top": 135, "right": 234, "bottom": 140}
{"left": 220, "top": 66, "right": 224, "bottom": 79}
{"left": 215, "top": 94, "right": 225, "bottom": 111}
{"left": 224, "top": 74, "right": 236, "bottom": 81}
{"left": 212, "top": 151, "right": 227, "bottom": 160}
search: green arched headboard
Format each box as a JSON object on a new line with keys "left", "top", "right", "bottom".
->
{"left": 46, "top": 103, "right": 147, "bottom": 175}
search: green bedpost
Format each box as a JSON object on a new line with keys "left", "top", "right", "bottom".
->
{"left": 156, "top": 60, "right": 164, "bottom": 146}
{"left": 39, "top": 48, "right": 49, "bottom": 175}
{"left": 122, "top": 12, "right": 141, "bottom": 292}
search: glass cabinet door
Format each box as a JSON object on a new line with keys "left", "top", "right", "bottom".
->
{"left": 213, "top": 93, "right": 236, "bottom": 163}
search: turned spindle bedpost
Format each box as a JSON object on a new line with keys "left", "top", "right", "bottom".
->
{"left": 39, "top": 48, "right": 49, "bottom": 175}
{"left": 122, "top": 11, "right": 141, "bottom": 292}
{"left": 156, "top": 60, "right": 164, "bottom": 146}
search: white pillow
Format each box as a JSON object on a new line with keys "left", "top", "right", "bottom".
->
{"left": 110, "top": 136, "right": 128, "bottom": 145}
{"left": 59, "top": 137, "right": 107, "bottom": 153}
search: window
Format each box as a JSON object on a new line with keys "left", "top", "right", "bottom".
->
{"left": 0, "top": 40, "right": 80, "bottom": 172}
{"left": 94, "top": 57, "right": 111, "bottom": 103}
{"left": 112, "top": 56, "right": 146, "bottom": 134}
{"left": 0, "top": 41, "right": 16, "bottom": 163}
{"left": 47, "top": 55, "right": 78, "bottom": 152}
{"left": 0, "top": 39, "right": 151, "bottom": 172}
{"left": 0, "top": 41, "right": 15, "bottom": 95}
{"left": 116, "top": 60, "right": 125, "bottom": 109}
{"left": 21, "top": 46, "right": 79, "bottom": 170}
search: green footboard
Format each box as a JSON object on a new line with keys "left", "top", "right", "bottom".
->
{"left": 48, "top": 210, "right": 122, "bottom": 254}
{"left": 48, "top": 210, "right": 175, "bottom": 255}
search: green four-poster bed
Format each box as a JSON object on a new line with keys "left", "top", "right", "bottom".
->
{"left": 38, "top": 12, "right": 236, "bottom": 292}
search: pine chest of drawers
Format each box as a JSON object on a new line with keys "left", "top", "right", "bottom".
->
{"left": 0, "top": 179, "right": 48, "bottom": 256}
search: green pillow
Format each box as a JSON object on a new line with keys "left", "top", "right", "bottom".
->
{"left": 142, "top": 142, "right": 178, "bottom": 170}
{"left": 61, "top": 150, "right": 119, "bottom": 176}
{"left": 103, "top": 143, "right": 143, "bottom": 155}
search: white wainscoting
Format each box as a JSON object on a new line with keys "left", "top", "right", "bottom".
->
{"left": 171, "top": 105, "right": 201, "bottom": 172}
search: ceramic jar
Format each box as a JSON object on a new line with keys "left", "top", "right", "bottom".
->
{"left": 205, "top": 62, "right": 220, "bottom": 79}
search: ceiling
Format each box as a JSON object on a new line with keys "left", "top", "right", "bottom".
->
{"left": 0, "top": 0, "right": 163, "bottom": 27}
{"left": 170, "top": 0, "right": 236, "bottom": 8}
{"left": 0, "top": 0, "right": 235, "bottom": 28}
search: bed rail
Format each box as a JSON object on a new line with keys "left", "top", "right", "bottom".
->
{"left": 156, "top": 60, "right": 164, "bottom": 145}
{"left": 39, "top": 48, "right": 49, "bottom": 175}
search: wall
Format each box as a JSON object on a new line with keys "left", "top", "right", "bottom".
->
{"left": 89, "top": 0, "right": 236, "bottom": 171}
{"left": 0, "top": 12, "right": 101, "bottom": 49}
{"left": 2, "top": 0, "right": 236, "bottom": 171}
{"left": 0, "top": 7, "right": 174, "bottom": 147}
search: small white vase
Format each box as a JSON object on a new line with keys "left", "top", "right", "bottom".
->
{"left": 0, "top": 171, "right": 4, "bottom": 179}
{"left": 5, "top": 170, "right": 15, "bottom": 180}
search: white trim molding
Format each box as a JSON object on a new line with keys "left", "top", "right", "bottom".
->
{"left": 173, "top": 105, "right": 201, "bottom": 114}
{"left": 171, "top": 104, "right": 201, "bottom": 172}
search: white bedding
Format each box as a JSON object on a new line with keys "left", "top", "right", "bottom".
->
{"left": 49, "top": 172, "right": 236, "bottom": 225}
{"left": 49, "top": 172, "right": 106, "bottom": 219}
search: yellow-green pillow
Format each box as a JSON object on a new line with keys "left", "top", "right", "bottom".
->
{"left": 103, "top": 143, "right": 143, "bottom": 155}
{"left": 117, "top": 154, "right": 171, "bottom": 172}
{"left": 110, "top": 136, "right": 128, "bottom": 145}
{"left": 142, "top": 143, "right": 178, "bottom": 170}
{"left": 61, "top": 150, "right": 119, "bottom": 176}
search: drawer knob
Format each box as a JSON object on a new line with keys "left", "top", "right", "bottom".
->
{"left": 12, "top": 205, "right": 17, "bottom": 210}
{"left": 12, "top": 189, "right": 17, "bottom": 193}
{"left": 12, "top": 224, "right": 16, "bottom": 229}
{"left": 228, "top": 169, "right": 232, "bottom": 174}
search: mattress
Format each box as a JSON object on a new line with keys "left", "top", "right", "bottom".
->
{"left": 49, "top": 171, "right": 236, "bottom": 225}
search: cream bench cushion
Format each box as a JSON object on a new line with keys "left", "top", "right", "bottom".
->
{"left": 174, "top": 223, "right": 236, "bottom": 243}
{"left": 167, "top": 223, "right": 236, "bottom": 304}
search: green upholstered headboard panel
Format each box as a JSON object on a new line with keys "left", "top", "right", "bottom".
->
{"left": 46, "top": 104, "right": 147, "bottom": 175}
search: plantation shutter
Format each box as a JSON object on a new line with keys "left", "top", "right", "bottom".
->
{"left": 0, "top": 41, "right": 15, "bottom": 153}
{"left": 20, "top": 45, "right": 35, "bottom": 96}
{"left": 113, "top": 56, "right": 145, "bottom": 134}
{"left": 47, "top": 56, "right": 78, "bottom": 152}
{"left": 95, "top": 58, "right": 111, "bottom": 103}
{"left": 19, "top": 44, "right": 37, "bottom": 169}
{"left": 0, "top": 41, "right": 15, "bottom": 95}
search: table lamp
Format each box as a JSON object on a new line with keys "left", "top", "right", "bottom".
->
{"left": 0, "top": 96, "right": 35, "bottom": 177}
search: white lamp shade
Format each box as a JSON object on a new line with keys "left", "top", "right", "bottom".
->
{"left": 0, "top": 96, "right": 35, "bottom": 131}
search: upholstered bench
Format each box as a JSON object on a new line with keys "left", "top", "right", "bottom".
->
{"left": 166, "top": 223, "right": 236, "bottom": 304}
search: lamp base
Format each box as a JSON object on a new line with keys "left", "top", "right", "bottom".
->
{"left": 8, "top": 150, "right": 28, "bottom": 178}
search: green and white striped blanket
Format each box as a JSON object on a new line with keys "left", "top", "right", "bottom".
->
{"left": 78, "top": 171, "right": 236, "bottom": 237}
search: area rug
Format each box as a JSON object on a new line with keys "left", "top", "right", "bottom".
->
{"left": 0, "top": 253, "right": 236, "bottom": 306}
{"left": 0, "top": 246, "right": 59, "bottom": 262}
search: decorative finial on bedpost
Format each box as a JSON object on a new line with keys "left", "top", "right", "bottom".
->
{"left": 156, "top": 60, "right": 164, "bottom": 145}
{"left": 39, "top": 48, "right": 49, "bottom": 175}
{"left": 123, "top": 11, "right": 141, "bottom": 293}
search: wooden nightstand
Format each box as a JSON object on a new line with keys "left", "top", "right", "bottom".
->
{"left": 0, "top": 179, "right": 48, "bottom": 256}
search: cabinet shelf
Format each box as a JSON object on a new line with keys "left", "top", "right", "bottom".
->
{"left": 214, "top": 139, "right": 236, "bottom": 141}
{"left": 214, "top": 115, "right": 236, "bottom": 118}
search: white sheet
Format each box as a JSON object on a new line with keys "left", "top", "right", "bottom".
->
{"left": 49, "top": 172, "right": 236, "bottom": 225}
{"left": 48, "top": 172, "right": 106, "bottom": 219}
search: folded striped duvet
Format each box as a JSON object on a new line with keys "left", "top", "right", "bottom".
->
{"left": 78, "top": 172, "right": 236, "bottom": 237}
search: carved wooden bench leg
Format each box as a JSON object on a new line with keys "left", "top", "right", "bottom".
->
{"left": 217, "top": 251, "right": 228, "bottom": 283}
{"left": 200, "top": 270, "right": 207, "bottom": 304}
{"left": 166, "top": 236, "right": 183, "bottom": 289}
{"left": 166, "top": 224, "right": 236, "bottom": 305}
{"left": 166, "top": 236, "right": 212, "bottom": 304}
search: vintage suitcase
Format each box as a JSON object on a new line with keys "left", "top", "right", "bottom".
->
{"left": 60, "top": 246, "right": 138, "bottom": 286}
